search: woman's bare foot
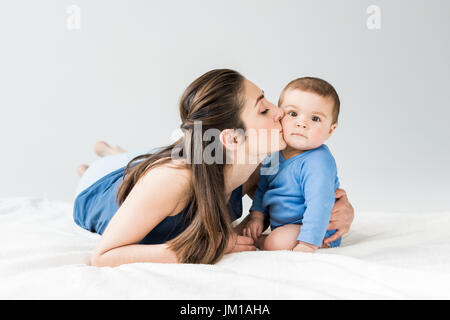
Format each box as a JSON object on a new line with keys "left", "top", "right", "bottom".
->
{"left": 77, "top": 164, "right": 89, "bottom": 177}
{"left": 94, "top": 141, "right": 127, "bottom": 157}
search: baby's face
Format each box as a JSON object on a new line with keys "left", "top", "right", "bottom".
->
{"left": 280, "top": 89, "right": 337, "bottom": 151}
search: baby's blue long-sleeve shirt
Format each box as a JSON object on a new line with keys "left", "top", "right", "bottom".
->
{"left": 250, "top": 144, "right": 340, "bottom": 247}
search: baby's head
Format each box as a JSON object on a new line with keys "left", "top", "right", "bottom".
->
{"left": 278, "top": 77, "right": 340, "bottom": 151}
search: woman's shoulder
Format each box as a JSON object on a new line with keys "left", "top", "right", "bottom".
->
{"left": 141, "top": 158, "right": 191, "bottom": 187}
{"left": 136, "top": 159, "right": 193, "bottom": 214}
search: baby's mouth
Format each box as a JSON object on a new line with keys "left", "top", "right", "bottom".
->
{"left": 292, "top": 132, "right": 306, "bottom": 138}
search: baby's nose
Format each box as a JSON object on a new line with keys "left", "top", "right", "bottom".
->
{"left": 296, "top": 121, "right": 307, "bottom": 128}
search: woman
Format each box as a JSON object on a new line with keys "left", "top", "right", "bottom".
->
{"left": 74, "top": 69, "right": 354, "bottom": 266}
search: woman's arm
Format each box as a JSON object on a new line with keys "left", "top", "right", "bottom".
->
{"left": 90, "top": 165, "right": 192, "bottom": 267}
{"left": 323, "top": 188, "right": 354, "bottom": 245}
{"left": 92, "top": 243, "right": 178, "bottom": 266}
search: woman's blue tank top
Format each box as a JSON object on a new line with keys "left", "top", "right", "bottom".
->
{"left": 73, "top": 164, "right": 243, "bottom": 244}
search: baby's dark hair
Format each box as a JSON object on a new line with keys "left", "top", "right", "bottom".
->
{"left": 278, "top": 77, "right": 340, "bottom": 124}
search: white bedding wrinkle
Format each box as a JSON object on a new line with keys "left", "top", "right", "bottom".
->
{"left": 0, "top": 197, "right": 449, "bottom": 299}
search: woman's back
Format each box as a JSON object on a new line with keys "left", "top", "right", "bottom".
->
{"left": 74, "top": 161, "right": 243, "bottom": 245}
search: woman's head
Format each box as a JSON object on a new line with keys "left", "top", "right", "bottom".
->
{"left": 176, "top": 69, "right": 245, "bottom": 165}
{"left": 239, "top": 79, "right": 286, "bottom": 159}
{"left": 179, "top": 69, "right": 245, "bottom": 132}
{"left": 177, "top": 69, "right": 285, "bottom": 164}
{"left": 117, "top": 68, "right": 284, "bottom": 264}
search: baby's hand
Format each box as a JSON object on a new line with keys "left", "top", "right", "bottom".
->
{"left": 293, "top": 241, "right": 318, "bottom": 253}
{"left": 243, "top": 211, "right": 265, "bottom": 242}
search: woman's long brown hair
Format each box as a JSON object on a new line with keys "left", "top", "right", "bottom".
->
{"left": 116, "top": 69, "right": 246, "bottom": 264}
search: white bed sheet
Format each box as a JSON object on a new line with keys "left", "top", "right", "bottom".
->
{"left": 1, "top": 197, "right": 449, "bottom": 299}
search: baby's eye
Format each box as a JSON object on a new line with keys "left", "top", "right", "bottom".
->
{"left": 312, "top": 116, "right": 321, "bottom": 122}
{"left": 261, "top": 109, "right": 269, "bottom": 114}
{"left": 288, "top": 111, "right": 297, "bottom": 117}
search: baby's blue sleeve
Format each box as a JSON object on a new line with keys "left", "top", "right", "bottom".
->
{"left": 249, "top": 170, "right": 269, "bottom": 216}
{"left": 297, "top": 151, "right": 339, "bottom": 247}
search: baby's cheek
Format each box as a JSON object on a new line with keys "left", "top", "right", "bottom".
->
{"left": 281, "top": 118, "right": 293, "bottom": 132}
{"left": 310, "top": 128, "right": 329, "bottom": 145}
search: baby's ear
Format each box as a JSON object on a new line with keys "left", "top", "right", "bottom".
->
{"left": 329, "top": 122, "right": 338, "bottom": 134}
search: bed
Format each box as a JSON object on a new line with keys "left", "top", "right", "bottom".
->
{"left": 1, "top": 196, "right": 449, "bottom": 299}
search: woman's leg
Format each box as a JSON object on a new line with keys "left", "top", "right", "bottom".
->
{"left": 93, "top": 141, "right": 127, "bottom": 158}
{"left": 74, "top": 141, "right": 158, "bottom": 198}
{"left": 77, "top": 164, "right": 90, "bottom": 176}
{"left": 77, "top": 141, "right": 128, "bottom": 177}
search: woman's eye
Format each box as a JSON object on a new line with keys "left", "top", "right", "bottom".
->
{"left": 312, "top": 116, "right": 321, "bottom": 122}
{"left": 288, "top": 111, "right": 297, "bottom": 117}
{"left": 261, "top": 109, "right": 269, "bottom": 114}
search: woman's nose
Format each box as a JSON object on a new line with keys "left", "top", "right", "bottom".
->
{"left": 274, "top": 106, "right": 284, "bottom": 121}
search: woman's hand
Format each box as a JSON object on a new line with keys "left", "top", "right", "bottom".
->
{"left": 225, "top": 233, "right": 256, "bottom": 254}
{"left": 323, "top": 188, "right": 354, "bottom": 245}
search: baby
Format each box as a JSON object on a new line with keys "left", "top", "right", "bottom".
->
{"left": 243, "top": 77, "right": 341, "bottom": 253}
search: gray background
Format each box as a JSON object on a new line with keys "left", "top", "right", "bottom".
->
{"left": 1, "top": 0, "right": 449, "bottom": 212}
